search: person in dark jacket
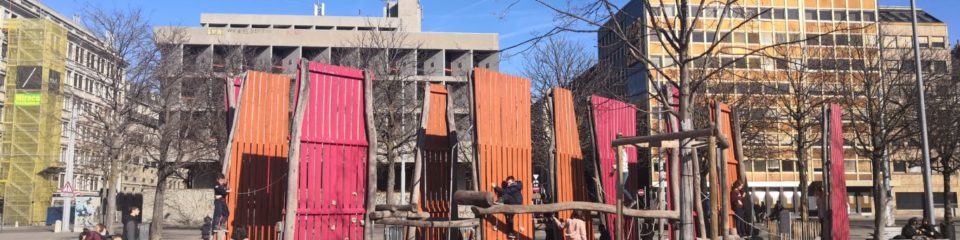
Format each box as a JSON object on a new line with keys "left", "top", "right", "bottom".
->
{"left": 201, "top": 216, "right": 213, "bottom": 240}
{"left": 901, "top": 217, "right": 922, "bottom": 239}
{"left": 123, "top": 207, "right": 141, "bottom": 240}
{"left": 213, "top": 174, "right": 230, "bottom": 230}
{"left": 493, "top": 176, "right": 523, "bottom": 238}
{"left": 921, "top": 218, "right": 942, "bottom": 238}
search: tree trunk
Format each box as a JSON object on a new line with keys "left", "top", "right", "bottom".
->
{"left": 387, "top": 151, "right": 397, "bottom": 205}
{"left": 150, "top": 172, "right": 169, "bottom": 240}
{"left": 872, "top": 154, "right": 888, "bottom": 240}
{"left": 106, "top": 156, "right": 120, "bottom": 234}
{"left": 944, "top": 173, "right": 954, "bottom": 239}
{"left": 797, "top": 138, "right": 810, "bottom": 239}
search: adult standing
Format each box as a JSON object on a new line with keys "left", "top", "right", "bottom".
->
{"left": 730, "top": 180, "right": 747, "bottom": 236}
{"left": 123, "top": 207, "right": 140, "bottom": 240}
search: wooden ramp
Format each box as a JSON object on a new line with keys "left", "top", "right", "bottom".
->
{"left": 473, "top": 68, "right": 533, "bottom": 240}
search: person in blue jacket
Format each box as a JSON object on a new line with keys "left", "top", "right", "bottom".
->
{"left": 493, "top": 176, "right": 523, "bottom": 238}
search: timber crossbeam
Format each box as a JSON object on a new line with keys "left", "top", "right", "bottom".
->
{"left": 471, "top": 201, "right": 679, "bottom": 220}
{"left": 376, "top": 218, "right": 481, "bottom": 228}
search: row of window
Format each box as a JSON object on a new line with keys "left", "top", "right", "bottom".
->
{"left": 68, "top": 42, "right": 122, "bottom": 80}
{"left": 649, "top": 5, "right": 876, "bottom": 22}
{"left": 885, "top": 35, "right": 948, "bottom": 49}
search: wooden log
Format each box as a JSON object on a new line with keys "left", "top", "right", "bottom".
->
{"left": 369, "top": 211, "right": 431, "bottom": 220}
{"left": 471, "top": 202, "right": 680, "bottom": 220}
{"left": 454, "top": 191, "right": 495, "bottom": 208}
{"left": 362, "top": 72, "right": 378, "bottom": 240}
{"left": 282, "top": 60, "right": 311, "bottom": 240}
{"left": 377, "top": 218, "right": 481, "bottom": 228}
{"left": 375, "top": 204, "right": 417, "bottom": 212}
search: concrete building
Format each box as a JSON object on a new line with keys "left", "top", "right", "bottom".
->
{"left": 155, "top": 0, "right": 499, "bottom": 203}
{"left": 877, "top": 6, "right": 956, "bottom": 217}
{"left": 0, "top": 0, "right": 142, "bottom": 224}
{"left": 592, "top": 0, "right": 955, "bottom": 218}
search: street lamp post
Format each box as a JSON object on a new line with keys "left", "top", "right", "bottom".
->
{"left": 908, "top": 0, "right": 937, "bottom": 226}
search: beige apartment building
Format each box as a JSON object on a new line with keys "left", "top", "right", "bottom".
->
{"left": 596, "top": 0, "right": 955, "bottom": 218}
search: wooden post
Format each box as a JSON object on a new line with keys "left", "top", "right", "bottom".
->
{"left": 282, "top": 60, "right": 310, "bottom": 240}
{"left": 708, "top": 136, "right": 719, "bottom": 240}
{"left": 715, "top": 102, "right": 730, "bottom": 238}
{"left": 586, "top": 99, "right": 610, "bottom": 233}
{"left": 691, "top": 147, "right": 707, "bottom": 238}
{"left": 363, "top": 71, "right": 379, "bottom": 240}
{"left": 730, "top": 109, "right": 755, "bottom": 234}
{"left": 407, "top": 82, "right": 431, "bottom": 240}
{"left": 221, "top": 73, "right": 247, "bottom": 175}
{"left": 615, "top": 145, "right": 625, "bottom": 240}
{"left": 444, "top": 85, "right": 461, "bottom": 239}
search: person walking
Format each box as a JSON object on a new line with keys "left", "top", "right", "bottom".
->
{"left": 552, "top": 211, "right": 588, "bottom": 240}
{"left": 493, "top": 176, "right": 523, "bottom": 238}
{"left": 84, "top": 224, "right": 104, "bottom": 240}
{"left": 123, "top": 207, "right": 140, "bottom": 240}
{"left": 615, "top": 144, "right": 637, "bottom": 208}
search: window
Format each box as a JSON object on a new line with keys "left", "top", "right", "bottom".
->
{"left": 787, "top": 9, "right": 800, "bottom": 20}
{"left": 774, "top": 8, "right": 786, "bottom": 19}
{"left": 806, "top": 34, "right": 820, "bottom": 45}
{"left": 820, "top": 10, "right": 833, "bottom": 21}
{"left": 767, "top": 160, "right": 781, "bottom": 172}
{"left": 892, "top": 161, "right": 907, "bottom": 173}
{"left": 918, "top": 36, "right": 929, "bottom": 48}
{"left": 748, "top": 33, "right": 760, "bottom": 44}
{"left": 747, "top": 58, "right": 761, "bottom": 69}
{"left": 808, "top": 59, "right": 821, "bottom": 69}
{"left": 760, "top": 8, "right": 773, "bottom": 19}
{"left": 692, "top": 31, "right": 705, "bottom": 42}
{"left": 782, "top": 160, "right": 796, "bottom": 172}
{"left": 821, "top": 35, "right": 834, "bottom": 46}
{"left": 775, "top": 33, "right": 788, "bottom": 44}
{"left": 836, "top": 35, "right": 849, "bottom": 46}
{"left": 753, "top": 160, "right": 767, "bottom": 172}
{"left": 706, "top": 31, "right": 717, "bottom": 42}
{"left": 745, "top": 8, "right": 758, "bottom": 19}
{"left": 931, "top": 37, "right": 946, "bottom": 48}
{"left": 805, "top": 10, "right": 817, "bottom": 20}
{"left": 850, "top": 35, "right": 863, "bottom": 46}
{"left": 735, "top": 58, "right": 747, "bottom": 69}
{"left": 834, "top": 11, "right": 847, "bottom": 21}
{"left": 705, "top": 7, "right": 718, "bottom": 18}
{"left": 733, "top": 32, "right": 747, "bottom": 43}
{"left": 864, "top": 11, "right": 876, "bottom": 21}
{"left": 849, "top": 11, "right": 862, "bottom": 21}
{"left": 731, "top": 7, "right": 745, "bottom": 18}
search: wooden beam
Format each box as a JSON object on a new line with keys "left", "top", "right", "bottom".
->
{"left": 363, "top": 71, "right": 378, "bottom": 240}
{"left": 454, "top": 191, "right": 495, "bottom": 208}
{"left": 369, "top": 211, "right": 431, "bottom": 220}
{"left": 471, "top": 202, "right": 680, "bottom": 220}
{"left": 377, "top": 218, "right": 481, "bottom": 228}
{"left": 375, "top": 204, "right": 417, "bottom": 212}
{"left": 282, "top": 60, "right": 310, "bottom": 240}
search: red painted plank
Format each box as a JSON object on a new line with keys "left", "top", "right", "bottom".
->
{"left": 474, "top": 68, "right": 533, "bottom": 240}
{"left": 589, "top": 95, "right": 639, "bottom": 240}
{"left": 829, "top": 103, "right": 850, "bottom": 239}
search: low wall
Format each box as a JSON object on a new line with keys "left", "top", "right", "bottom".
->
{"left": 142, "top": 188, "right": 213, "bottom": 227}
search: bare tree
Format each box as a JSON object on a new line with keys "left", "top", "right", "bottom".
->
{"left": 335, "top": 25, "right": 423, "bottom": 206}
{"left": 512, "top": 0, "right": 850, "bottom": 237}
{"left": 524, "top": 35, "right": 596, "bottom": 99}
{"left": 139, "top": 28, "right": 222, "bottom": 239}
{"left": 79, "top": 5, "right": 153, "bottom": 232}
{"left": 841, "top": 29, "right": 935, "bottom": 239}
{"left": 916, "top": 44, "right": 959, "bottom": 231}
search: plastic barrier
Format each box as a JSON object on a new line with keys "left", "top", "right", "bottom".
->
{"left": 293, "top": 62, "right": 370, "bottom": 239}
{"left": 473, "top": 68, "right": 533, "bottom": 240}
{"left": 224, "top": 71, "right": 291, "bottom": 240}
{"left": 588, "top": 95, "right": 639, "bottom": 240}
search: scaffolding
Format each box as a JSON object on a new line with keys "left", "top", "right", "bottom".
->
{"left": 0, "top": 19, "right": 67, "bottom": 225}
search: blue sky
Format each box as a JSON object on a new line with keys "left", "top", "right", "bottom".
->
{"left": 40, "top": 0, "right": 960, "bottom": 76}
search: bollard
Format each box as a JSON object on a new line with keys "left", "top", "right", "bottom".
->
{"left": 54, "top": 220, "right": 62, "bottom": 233}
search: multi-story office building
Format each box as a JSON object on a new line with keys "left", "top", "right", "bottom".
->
{"left": 877, "top": 6, "right": 955, "bottom": 216}
{"left": 155, "top": 0, "right": 499, "bottom": 202}
{"left": 0, "top": 0, "right": 140, "bottom": 224}
{"left": 594, "top": 0, "right": 954, "bottom": 217}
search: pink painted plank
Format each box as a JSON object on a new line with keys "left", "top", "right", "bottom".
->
{"left": 829, "top": 103, "right": 849, "bottom": 240}
{"left": 589, "top": 95, "right": 639, "bottom": 240}
{"left": 293, "top": 61, "right": 370, "bottom": 240}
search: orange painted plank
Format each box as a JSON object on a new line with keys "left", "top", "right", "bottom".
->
{"left": 551, "top": 88, "right": 594, "bottom": 239}
{"left": 474, "top": 68, "right": 533, "bottom": 240}
{"left": 709, "top": 102, "right": 741, "bottom": 232}
{"left": 225, "top": 71, "right": 291, "bottom": 240}
{"left": 418, "top": 84, "right": 454, "bottom": 239}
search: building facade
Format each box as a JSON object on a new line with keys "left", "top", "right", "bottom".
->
{"left": 155, "top": 0, "right": 499, "bottom": 203}
{"left": 595, "top": 0, "right": 955, "bottom": 218}
{"left": 0, "top": 0, "right": 134, "bottom": 224}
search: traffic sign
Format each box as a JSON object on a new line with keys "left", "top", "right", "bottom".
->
{"left": 61, "top": 182, "right": 74, "bottom": 197}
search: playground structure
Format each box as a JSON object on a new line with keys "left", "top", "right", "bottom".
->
{"left": 219, "top": 59, "right": 846, "bottom": 240}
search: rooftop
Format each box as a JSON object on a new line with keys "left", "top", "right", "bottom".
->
{"left": 878, "top": 7, "right": 943, "bottom": 24}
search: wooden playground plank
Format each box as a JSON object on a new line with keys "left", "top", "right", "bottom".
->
{"left": 551, "top": 88, "right": 594, "bottom": 239}
{"left": 589, "top": 95, "right": 639, "bottom": 240}
{"left": 225, "top": 70, "right": 291, "bottom": 240}
{"left": 418, "top": 84, "right": 456, "bottom": 239}
{"left": 473, "top": 68, "right": 533, "bottom": 240}
{"left": 293, "top": 62, "right": 369, "bottom": 240}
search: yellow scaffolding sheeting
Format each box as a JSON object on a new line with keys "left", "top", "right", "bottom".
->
{"left": 0, "top": 19, "right": 67, "bottom": 225}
